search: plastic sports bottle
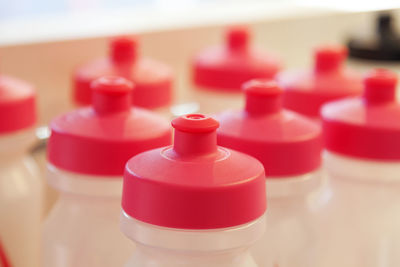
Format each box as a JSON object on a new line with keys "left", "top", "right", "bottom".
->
{"left": 320, "top": 68, "right": 400, "bottom": 267}
{"left": 121, "top": 114, "right": 267, "bottom": 267}
{"left": 215, "top": 79, "right": 325, "bottom": 267}
{"left": 0, "top": 74, "right": 41, "bottom": 267}
{"left": 43, "top": 76, "right": 172, "bottom": 267}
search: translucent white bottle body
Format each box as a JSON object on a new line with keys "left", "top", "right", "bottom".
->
{"left": 252, "top": 170, "right": 329, "bottom": 267}
{"left": 121, "top": 211, "right": 265, "bottom": 267}
{"left": 0, "top": 130, "right": 42, "bottom": 267}
{"left": 30, "top": 126, "right": 59, "bottom": 217}
{"left": 43, "top": 164, "right": 134, "bottom": 267}
{"left": 321, "top": 152, "right": 400, "bottom": 267}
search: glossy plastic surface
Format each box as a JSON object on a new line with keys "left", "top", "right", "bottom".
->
{"left": 322, "top": 69, "right": 400, "bottom": 160}
{"left": 278, "top": 45, "right": 362, "bottom": 119}
{"left": 42, "top": 165, "right": 134, "bottom": 267}
{"left": 123, "top": 114, "right": 266, "bottom": 229}
{"left": 252, "top": 170, "right": 328, "bottom": 267}
{"left": 73, "top": 37, "right": 173, "bottom": 109}
{"left": 121, "top": 211, "right": 265, "bottom": 267}
{"left": 216, "top": 79, "right": 322, "bottom": 176}
{"left": 48, "top": 76, "right": 172, "bottom": 175}
{"left": 0, "top": 75, "right": 36, "bottom": 134}
{"left": 321, "top": 152, "right": 400, "bottom": 267}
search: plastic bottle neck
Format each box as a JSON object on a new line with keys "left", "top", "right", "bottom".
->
{"left": 243, "top": 79, "right": 282, "bottom": 116}
{"left": 171, "top": 114, "right": 220, "bottom": 157}
{"left": 110, "top": 37, "right": 137, "bottom": 65}
{"left": 93, "top": 91, "right": 132, "bottom": 115}
{"left": 363, "top": 86, "right": 396, "bottom": 105}
{"left": 314, "top": 46, "right": 346, "bottom": 74}
{"left": 245, "top": 93, "right": 281, "bottom": 116}
{"left": 173, "top": 130, "right": 218, "bottom": 156}
{"left": 363, "top": 69, "right": 397, "bottom": 105}
{"left": 91, "top": 76, "right": 133, "bottom": 115}
{"left": 227, "top": 27, "right": 249, "bottom": 53}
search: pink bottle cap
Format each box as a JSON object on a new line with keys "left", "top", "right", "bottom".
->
{"left": 73, "top": 36, "right": 173, "bottom": 109}
{"left": 48, "top": 76, "right": 172, "bottom": 176}
{"left": 122, "top": 114, "right": 266, "bottom": 229}
{"left": 216, "top": 79, "right": 322, "bottom": 176}
{"left": 322, "top": 68, "right": 400, "bottom": 160}
{"left": 0, "top": 75, "right": 36, "bottom": 134}
{"left": 192, "top": 26, "right": 282, "bottom": 91}
{"left": 278, "top": 45, "right": 363, "bottom": 118}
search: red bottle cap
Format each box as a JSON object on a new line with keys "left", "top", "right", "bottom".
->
{"left": 192, "top": 26, "right": 282, "bottom": 91}
{"left": 48, "top": 76, "right": 172, "bottom": 176}
{"left": 215, "top": 79, "right": 322, "bottom": 177}
{"left": 73, "top": 36, "right": 173, "bottom": 109}
{"left": 122, "top": 114, "right": 266, "bottom": 229}
{"left": 0, "top": 75, "right": 36, "bottom": 134}
{"left": 278, "top": 45, "right": 363, "bottom": 118}
{"left": 322, "top": 68, "right": 400, "bottom": 160}
{"left": 0, "top": 239, "right": 11, "bottom": 267}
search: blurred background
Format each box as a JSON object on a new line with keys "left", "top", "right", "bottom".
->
{"left": 0, "top": 0, "right": 400, "bottom": 124}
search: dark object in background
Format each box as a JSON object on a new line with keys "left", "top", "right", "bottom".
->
{"left": 348, "top": 12, "right": 400, "bottom": 61}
